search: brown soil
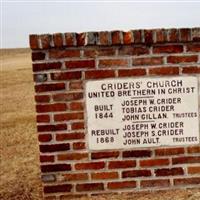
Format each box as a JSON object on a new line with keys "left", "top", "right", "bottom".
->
{"left": 0, "top": 49, "right": 199, "bottom": 200}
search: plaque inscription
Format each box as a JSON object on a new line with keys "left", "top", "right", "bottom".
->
{"left": 86, "top": 76, "right": 199, "bottom": 150}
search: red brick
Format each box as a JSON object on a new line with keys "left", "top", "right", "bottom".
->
{"left": 188, "top": 166, "right": 200, "bottom": 174}
{"left": 37, "top": 115, "right": 50, "bottom": 123}
{"left": 38, "top": 134, "right": 52, "bottom": 142}
{"left": 51, "top": 71, "right": 81, "bottom": 80}
{"left": 75, "top": 162, "right": 105, "bottom": 170}
{"left": 44, "top": 184, "right": 72, "bottom": 193}
{"left": 118, "top": 69, "right": 146, "bottom": 77}
{"left": 122, "top": 170, "right": 151, "bottom": 178}
{"left": 29, "top": 34, "right": 39, "bottom": 49}
{"left": 167, "top": 55, "right": 198, "bottom": 63}
{"left": 99, "top": 59, "right": 128, "bottom": 67}
{"left": 71, "top": 122, "right": 85, "bottom": 130}
{"left": 180, "top": 28, "right": 191, "bottom": 41}
{"left": 168, "top": 29, "right": 179, "bottom": 42}
{"left": 144, "top": 30, "right": 153, "bottom": 44}
{"left": 108, "top": 160, "right": 136, "bottom": 169}
{"left": 41, "top": 164, "right": 71, "bottom": 172}
{"left": 76, "top": 33, "right": 86, "bottom": 46}
{"left": 37, "top": 123, "right": 67, "bottom": 132}
{"left": 84, "top": 48, "right": 115, "bottom": 57}
{"left": 73, "top": 142, "right": 86, "bottom": 150}
{"left": 155, "top": 29, "right": 167, "bottom": 43}
{"left": 32, "top": 52, "right": 45, "bottom": 61}
{"left": 62, "top": 173, "right": 88, "bottom": 181}
{"left": 35, "top": 95, "right": 50, "bottom": 103}
{"left": 57, "top": 153, "right": 88, "bottom": 161}
{"left": 54, "top": 112, "right": 84, "bottom": 122}
{"left": 56, "top": 132, "right": 85, "bottom": 141}
{"left": 155, "top": 167, "right": 184, "bottom": 176}
{"left": 40, "top": 155, "right": 54, "bottom": 163}
{"left": 33, "top": 62, "right": 61, "bottom": 72}
{"left": 65, "top": 33, "right": 75, "bottom": 46}
{"left": 69, "top": 81, "right": 83, "bottom": 90}
{"left": 155, "top": 147, "right": 184, "bottom": 156}
{"left": 182, "top": 66, "right": 200, "bottom": 74}
{"left": 108, "top": 181, "right": 136, "bottom": 190}
{"left": 187, "top": 146, "right": 200, "bottom": 153}
{"left": 186, "top": 44, "right": 200, "bottom": 52}
{"left": 118, "top": 46, "right": 149, "bottom": 55}
{"left": 53, "top": 92, "right": 83, "bottom": 102}
{"left": 172, "top": 156, "right": 200, "bottom": 165}
{"left": 35, "top": 83, "right": 65, "bottom": 93}
{"left": 70, "top": 102, "right": 84, "bottom": 111}
{"left": 91, "top": 151, "right": 119, "bottom": 160}
{"left": 49, "top": 49, "right": 80, "bottom": 59}
{"left": 192, "top": 28, "right": 200, "bottom": 41}
{"left": 91, "top": 172, "right": 118, "bottom": 180}
{"left": 141, "top": 179, "right": 170, "bottom": 188}
{"left": 133, "top": 30, "right": 142, "bottom": 43}
{"left": 40, "top": 143, "right": 70, "bottom": 153}
{"left": 123, "top": 31, "right": 133, "bottom": 44}
{"left": 111, "top": 31, "right": 122, "bottom": 45}
{"left": 65, "top": 60, "right": 95, "bottom": 69}
{"left": 36, "top": 103, "right": 67, "bottom": 113}
{"left": 85, "top": 70, "right": 115, "bottom": 79}
{"left": 76, "top": 183, "right": 104, "bottom": 192}
{"left": 123, "top": 150, "right": 152, "bottom": 158}
{"left": 99, "top": 31, "right": 110, "bottom": 45}
{"left": 153, "top": 45, "right": 183, "bottom": 53}
{"left": 53, "top": 33, "right": 63, "bottom": 48}
{"left": 40, "top": 34, "right": 51, "bottom": 49}
{"left": 174, "top": 177, "right": 200, "bottom": 186}
{"left": 133, "top": 57, "right": 163, "bottom": 65}
{"left": 149, "top": 67, "right": 179, "bottom": 75}
{"left": 140, "top": 159, "right": 169, "bottom": 167}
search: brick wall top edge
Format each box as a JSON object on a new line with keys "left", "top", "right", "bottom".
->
{"left": 29, "top": 27, "right": 200, "bottom": 49}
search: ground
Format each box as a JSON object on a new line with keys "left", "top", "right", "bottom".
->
{"left": 0, "top": 49, "right": 199, "bottom": 200}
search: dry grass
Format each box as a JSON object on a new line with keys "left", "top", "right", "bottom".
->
{"left": 0, "top": 49, "right": 199, "bottom": 200}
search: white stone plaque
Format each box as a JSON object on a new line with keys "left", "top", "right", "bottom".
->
{"left": 85, "top": 76, "right": 199, "bottom": 150}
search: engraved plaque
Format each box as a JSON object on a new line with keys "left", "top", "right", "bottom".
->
{"left": 86, "top": 76, "right": 199, "bottom": 150}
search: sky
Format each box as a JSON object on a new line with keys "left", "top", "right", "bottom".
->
{"left": 1, "top": 1, "right": 200, "bottom": 48}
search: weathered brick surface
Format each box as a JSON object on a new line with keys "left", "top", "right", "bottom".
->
{"left": 76, "top": 183, "right": 104, "bottom": 191}
{"left": 44, "top": 184, "right": 72, "bottom": 193}
{"left": 107, "top": 181, "right": 136, "bottom": 189}
{"left": 40, "top": 143, "right": 70, "bottom": 153}
{"left": 41, "top": 164, "right": 71, "bottom": 173}
{"left": 140, "top": 158, "right": 170, "bottom": 167}
{"left": 91, "top": 151, "right": 119, "bottom": 160}
{"left": 91, "top": 172, "right": 119, "bottom": 180}
{"left": 56, "top": 132, "right": 85, "bottom": 141}
{"left": 30, "top": 27, "right": 200, "bottom": 198}
{"left": 33, "top": 62, "right": 62, "bottom": 72}
{"left": 149, "top": 67, "right": 179, "bottom": 75}
{"left": 122, "top": 170, "right": 151, "bottom": 178}
{"left": 155, "top": 167, "right": 184, "bottom": 176}
{"left": 38, "top": 134, "right": 52, "bottom": 142}
{"left": 108, "top": 160, "right": 136, "bottom": 169}
{"left": 61, "top": 173, "right": 88, "bottom": 181}
{"left": 155, "top": 148, "right": 185, "bottom": 156}
{"left": 75, "top": 162, "right": 105, "bottom": 170}
{"left": 172, "top": 156, "right": 200, "bottom": 165}
{"left": 85, "top": 70, "right": 115, "bottom": 79}
{"left": 141, "top": 179, "right": 170, "bottom": 188}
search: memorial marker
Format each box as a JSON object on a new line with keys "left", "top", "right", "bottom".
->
{"left": 86, "top": 76, "right": 199, "bottom": 150}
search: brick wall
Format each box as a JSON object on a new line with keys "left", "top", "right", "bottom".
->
{"left": 30, "top": 28, "right": 200, "bottom": 200}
